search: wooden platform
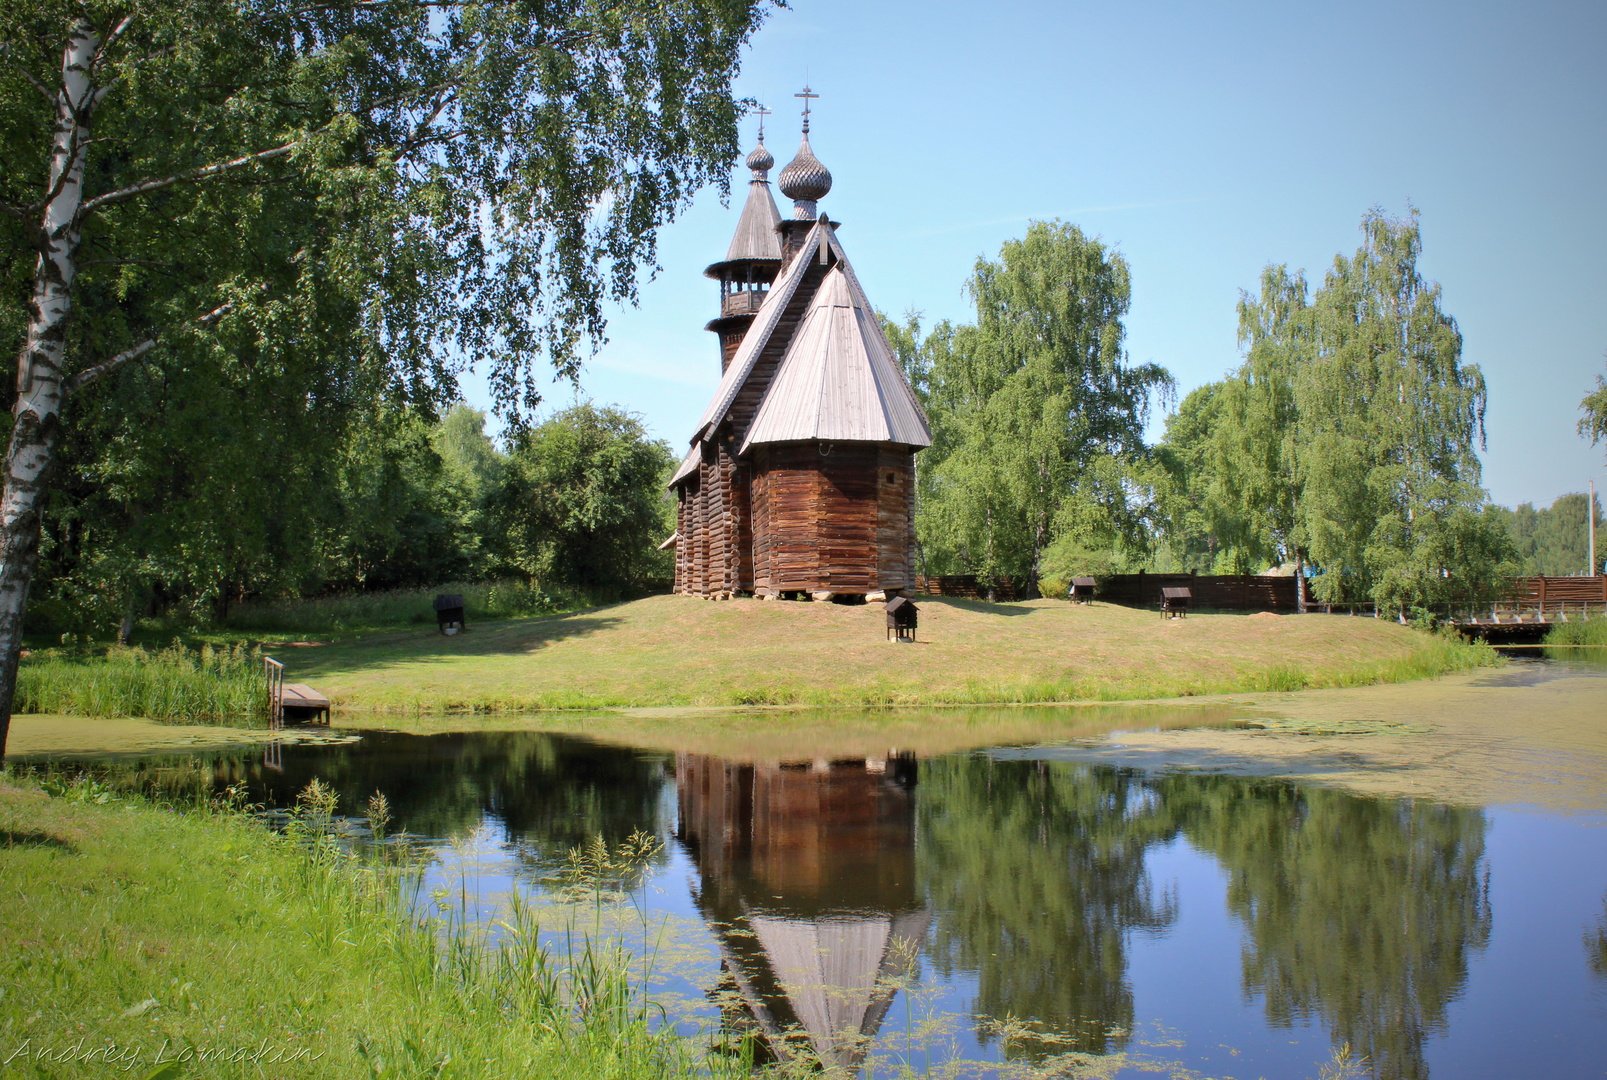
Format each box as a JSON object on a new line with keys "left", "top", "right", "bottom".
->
{"left": 280, "top": 683, "right": 330, "bottom": 725}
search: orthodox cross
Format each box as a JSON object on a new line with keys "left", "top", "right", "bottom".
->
{"left": 795, "top": 85, "right": 818, "bottom": 133}
{"left": 754, "top": 102, "right": 772, "bottom": 141}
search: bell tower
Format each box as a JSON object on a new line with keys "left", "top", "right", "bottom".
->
{"left": 703, "top": 108, "right": 783, "bottom": 372}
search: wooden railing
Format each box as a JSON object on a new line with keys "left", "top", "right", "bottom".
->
{"left": 264, "top": 656, "right": 285, "bottom": 731}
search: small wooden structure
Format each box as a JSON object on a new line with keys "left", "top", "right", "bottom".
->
{"left": 885, "top": 596, "right": 918, "bottom": 642}
{"left": 434, "top": 593, "right": 466, "bottom": 634}
{"left": 1070, "top": 577, "right": 1096, "bottom": 604}
{"left": 265, "top": 656, "right": 331, "bottom": 729}
{"left": 1161, "top": 586, "right": 1192, "bottom": 619}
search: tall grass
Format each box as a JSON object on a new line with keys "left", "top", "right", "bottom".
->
{"left": 219, "top": 578, "right": 579, "bottom": 634}
{"left": 1544, "top": 615, "right": 1607, "bottom": 648}
{"left": 15, "top": 641, "right": 268, "bottom": 725}
{"left": 1, "top": 771, "right": 754, "bottom": 1077}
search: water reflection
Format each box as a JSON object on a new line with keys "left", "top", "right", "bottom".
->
{"left": 677, "top": 752, "right": 929, "bottom": 1070}
{"left": 34, "top": 725, "right": 1601, "bottom": 1079}
{"left": 1158, "top": 776, "right": 1491, "bottom": 1080}
{"left": 919, "top": 758, "right": 1179, "bottom": 1058}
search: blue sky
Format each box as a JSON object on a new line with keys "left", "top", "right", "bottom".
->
{"left": 470, "top": 0, "right": 1607, "bottom": 511}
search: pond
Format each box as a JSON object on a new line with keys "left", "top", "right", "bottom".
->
{"left": 20, "top": 660, "right": 1607, "bottom": 1079}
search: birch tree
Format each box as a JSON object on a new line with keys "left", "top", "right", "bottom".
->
{"left": 0, "top": 0, "right": 768, "bottom": 760}
{"left": 1300, "top": 209, "right": 1509, "bottom": 614}
{"left": 918, "top": 221, "right": 1171, "bottom": 582}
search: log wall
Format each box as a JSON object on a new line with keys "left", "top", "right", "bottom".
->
{"left": 748, "top": 443, "right": 916, "bottom": 595}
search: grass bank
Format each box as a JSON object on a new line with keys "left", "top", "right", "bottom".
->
{"left": 278, "top": 595, "right": 1495, "bottom": 715}
{"left": 0, "top": 774, "right": 748, "bottom": 1079}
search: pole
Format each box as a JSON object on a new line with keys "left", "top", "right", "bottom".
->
{"left": 1590, "top": 479, "right": 1598, "bottom": 576}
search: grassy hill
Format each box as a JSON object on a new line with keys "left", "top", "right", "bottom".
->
{"left": 267, "top": 594, "right": 1491, "bottom": 715}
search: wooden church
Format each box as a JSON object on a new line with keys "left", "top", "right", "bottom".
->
{"left": 670, "top": 94, "right": 932, "bottom": 599}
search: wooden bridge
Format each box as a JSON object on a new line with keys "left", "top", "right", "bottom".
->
{"left": 1444, "top": 576, "right": 1607, "bottom": 642}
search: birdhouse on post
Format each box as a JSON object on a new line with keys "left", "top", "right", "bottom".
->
{"left": 886, "top": 596, "right": 918, "bottom": 642}
{"left": 1161, "top": 586, "right": 1191, "bottom": 619}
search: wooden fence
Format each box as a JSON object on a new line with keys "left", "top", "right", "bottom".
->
{"left": 1093, "top": 574, "right": 1307, "bottom": 612}
{"left": 916, "top": 572, "right": 1607, "bottom": 616}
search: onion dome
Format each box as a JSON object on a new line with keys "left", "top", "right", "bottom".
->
{"left": 778, "top": 133, "right": 831, "bottom": 219}
{"left": 747, "top": 140, "right": 775, "bottom": 178}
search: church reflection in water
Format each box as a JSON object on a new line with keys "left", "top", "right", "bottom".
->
{"left": 675, "top": 752, "right": 930, "bottom": 1070}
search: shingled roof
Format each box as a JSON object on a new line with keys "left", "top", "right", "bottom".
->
{"left": 721, "top": 177, "right": 782, "bottom": 264}
{"left": 741, "top": 264, "right": 930, "bottom": 451}
{"left": 688, "top": 219, "right": 931, "bottom": 454}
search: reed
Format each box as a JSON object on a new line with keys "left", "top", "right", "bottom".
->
{"left": 15, "top": 641, "right": 268, "bottom": 725}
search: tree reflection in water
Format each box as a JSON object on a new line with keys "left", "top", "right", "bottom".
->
{"left": 917, "top": 758, "right": 1180, "bottom": 1059}
{"left": 919, "top": 756, "right": 1492, "bottom": 1079}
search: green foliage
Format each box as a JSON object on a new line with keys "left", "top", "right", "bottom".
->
{"left": 1580, "top": 361, "right": 1607, "bottom": 451}
{"left": 1159, "top": 209, "right": 1516, "bottom": 613}
{"left": 1490, "top": 492, "right": 1605, "bottom": 576}
{"left": 15, "top": 641, "right": 267, "bottom": 724}
{"left": 1544, "top": 615, "right": 1607, "bottom": 648}
{"left": 494, "top": 404, "right": 675, "bottom": 595}
{"left": 221, "top": 578, "right": 563, "bottom": 634}
{"left": 913, "top": 221, "right": 1173, "bottom": 579}
{"left": 0, "top": 775, "right": 750, "bottom": 1077}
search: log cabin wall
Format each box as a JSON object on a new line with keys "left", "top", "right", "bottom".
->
{"left": 875, "top": 448, "right": 916, "bottom": 590}
{"left": 749, "top": 443, "right": 913, "bottom": 595}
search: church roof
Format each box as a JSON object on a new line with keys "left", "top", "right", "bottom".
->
{"left": 720, "top": 177, "right": 782, "bottom": 264}
{"left": 691, "top": 219, "right": 931, "bottom": 451}
{"left": 669, "top": 443, "right": 700, "bottom": 487}
{"left": 741, "top": 265, "right": 931, "bottom": 452}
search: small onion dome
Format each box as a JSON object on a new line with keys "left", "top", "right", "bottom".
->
{"left": 778, "top": 133, "right": 831, "bottom": 218}
{"left": 746, "top": 140, "right": 774, "bottom": 178}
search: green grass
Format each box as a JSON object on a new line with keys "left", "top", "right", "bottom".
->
{"left": 0, "top": 772, "right": 756, "bottom": 1079}
{"left": 273, "top": 594, "right": 1497, "bottom": 717}
{"left": 1544, "top": 614, "right": 1607, "bottom": 647}
{"left": 16, "top": 595, "right": 1498, "bottom": 726}
{"left": 15, "top": 642, "right": 268, "bottom": 725}
{"left": 216, "top": 579, "right": 576, "bottom": 636}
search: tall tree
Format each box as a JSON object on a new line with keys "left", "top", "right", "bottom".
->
{"left": 1224, "top": 265, "right": 1313, "bottom": 606}
{"left": 1155, "top": 381, "right": 1257, "bottom": 573}
{"left": 0, "top": 0, "right": 768, "bottom": 759}
{"left": 918, "top": 221, "right": 1171, "bottom": 582}
{"left": 492, "top": 403, "right": 673, "bottom": 596}
{"left": 1300, "top": 209, "right": 1509, "bottom": 614}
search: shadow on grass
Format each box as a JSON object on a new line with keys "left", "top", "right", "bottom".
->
{"left": 918, "top": 596, "right": 1037, "bottom": 617}
{"left": 1, "top": 828, "right": 77, "bottom": 852}
{"left": 281, "top": 608, "right": 628, "bottom": 680}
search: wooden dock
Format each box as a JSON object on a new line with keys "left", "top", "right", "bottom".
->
{"left": 265, "top": 658, "right": 331, "bottom": 729}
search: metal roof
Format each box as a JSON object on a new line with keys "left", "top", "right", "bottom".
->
{"left": 741, "top": 264, "right": 932, "bottom": 451}
{"left": 668, "top": 444, "right": 700, "bottom": 488}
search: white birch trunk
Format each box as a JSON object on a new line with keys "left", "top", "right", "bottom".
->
{"left": 0, "top": 19, "right": 100, "bottom": 762}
